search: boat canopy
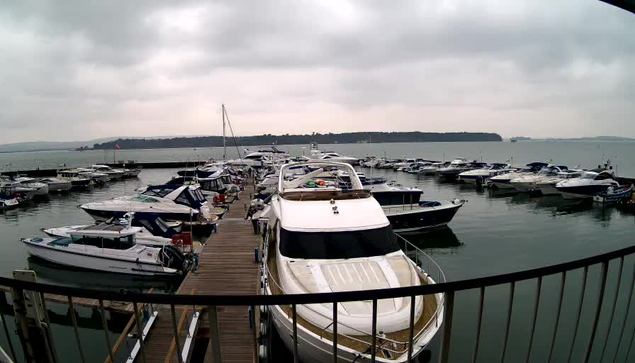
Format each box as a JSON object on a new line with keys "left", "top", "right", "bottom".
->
{"left": 69, "top": 225, "right": 142, "bottom": 238}
{"left": 142, "top": 185, "right": 207, "bottom": 208}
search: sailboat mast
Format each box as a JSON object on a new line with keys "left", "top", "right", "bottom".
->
{"left": 222, "top": 104, "right": 226, "bottom": 160}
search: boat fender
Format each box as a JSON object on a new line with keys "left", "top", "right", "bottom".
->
{"left": 260, "top": 322, "right": 267, "bottom": 335}
{"left": 260, "top": 305, "right": 268, "bottom": 315}
{"left": 259, "top": 345, "right": 267, "bottom": 360}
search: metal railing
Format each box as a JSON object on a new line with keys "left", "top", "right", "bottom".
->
{"left": 1, "top": 243, "right": 635, "bottom": 362}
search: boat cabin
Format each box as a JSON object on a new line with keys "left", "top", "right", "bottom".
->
{"left": 142, "top": 185, "right": 207, "bottom": 209}
{"left": 64, "top": 225, "right": 142, "bottom": 250}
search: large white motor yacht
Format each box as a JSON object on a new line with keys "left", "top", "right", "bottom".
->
{"left": 457, "top": 163, "right": 515, "bottom": 184}
{"left": 308, "top": 142, "right": 359, "bottom": 165}
{"left": 13, "top": 177, "right": 49, "bottom": 196}
{"left": 536, "top": 170, "right": 584, "bottom": 195}
{"left": 263, "top": 161, "right": 444, "bottom": 362}
{"left": 92, "top": 165, "right": 126, "bottom": 180}
{"left": 489, "top": 162, "right": 548, "bottom": 189}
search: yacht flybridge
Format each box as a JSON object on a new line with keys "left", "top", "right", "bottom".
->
{"left": 263, "top": 161, "right": 444, "bottom": 362}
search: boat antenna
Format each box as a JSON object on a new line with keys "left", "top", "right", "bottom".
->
{"left": 222, "top": 105, "right": 243, "bottom": 160}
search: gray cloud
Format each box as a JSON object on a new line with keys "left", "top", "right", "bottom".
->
{"left": 0, "top": 0, "right": 634, "bottom": 143}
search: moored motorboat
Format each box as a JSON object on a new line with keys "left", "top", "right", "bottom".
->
{"left": 263, "top": 161, "right": 444, "bottom": 362}
{"left": 21, "top": 226, "right": 188, "bottom": 276}
{"left": 13, "top": 177, "right": 49, "bottom": 197}
{"left": 535, "top": 170, "right": 584, "bottom": 195}
{"left": 488, "top": 162, "right": 548, "bottom": 189}
{"left": 458, "top": 163, "right": 514, "bottom": 184}
{"left": 58, "top": 169, "right": 93, "bottom": 189}
{"left": 91, "top": 165, "right": 126, "bottom": 180}
{"left": 384, "top": 199, "right": 464, "bottom": 233}
{"left": 38, "top": 177, "right": 72, "bottom": 193}
{"left": 509, "top": 165, "right": 568, "bottom": 192}
{"left": 556, "top": 171, "right": 620, "bottom": 199}
{"left": 593, "top": 185, "right": 633, "bottom": 204}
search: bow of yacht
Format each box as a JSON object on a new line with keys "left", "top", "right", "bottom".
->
{"left": 262, "top": 161, "right": 444, "bottom": 362}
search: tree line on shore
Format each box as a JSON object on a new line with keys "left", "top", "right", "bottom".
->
{"left": 92, "top": 131, "right": 502, "bottom": 149}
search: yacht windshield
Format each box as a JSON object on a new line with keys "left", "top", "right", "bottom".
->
{"left": 279, "top": 226, "right": 399, "bottom": 259}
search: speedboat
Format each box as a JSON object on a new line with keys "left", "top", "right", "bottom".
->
{"left": 0, "top": 179, "right": 36, "bottom": 200}
{"left": 404, "top": 162, "right": 432, "bottom": 174}
{"left": 384, "top": 199, "right": 464, "bottom": 233}
{"left": 458, "top": 163, "right": 514, "bottom": 184}
{"left": 91, "top": 165, "right": 126, "bottom": 180}
{"left": 123, "top": 166, "right": 143, "bottom": 178}
{"left": 76, "top": 168, "right": 110, "bottom": 185}
{"left": 418, "top": 162, "right": 448, "bottom": 175}
{"left": 57, "top": 169, "right": 93, "bottom": 189}
{"left": 556, "top": 171, "right": 620, "bottom": 199}
{"left": 489, "top": 162, "right": 549, "bottom": 189}
{"left": 509, "top": 165, "right": 568, "bottom": 192}
{"left": 38, "top": 177, "right": 72, "bottom": 193}
{"left": 13, "top": 177, "right": 49, "bottom": 196}
{"left": 263, "top": 161, "right": 444, "bottom": 362}
{"left": 80, "top": 184, "right": 214, "bottom": 224}
{"left": 0, "top": 195, "right": 20, "bottom": 210}
{"left": 536, "top": 170, "right": 584, "bottom": 195}
{"left": 437, "top": 159, "right": 484, "bottom": 180}
{"left": 21, "top": 226, "right": 187, "bottom": 276}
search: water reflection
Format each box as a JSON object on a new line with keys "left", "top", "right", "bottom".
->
{"left": 27, "top": 257, "right": 181, "bottom": 293}
{"left": 399, "top": 227, "right": 462, "bottom": 249}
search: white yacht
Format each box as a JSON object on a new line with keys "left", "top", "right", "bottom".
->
{"left": 509, "top": 165, "right": 568, "bottom": 192}
{"left": 263, "top": 161, "right": 444, "bottom": 362}
{"left": 308, "top": 142, "right": 359, "bottom": 165}
{"left": 38, "top": 177, "right": 72, "bottom": 193}
{"left": 488, "top": 162, "right": 548, "bottom": 189}
{"left": 80, "top": 184, "right": 213, "bottom": 223}
{"left": 536, "top": 170, "right": 585, "bottom": 195}
{"left": 457, "top": 163, "right": 514, "bottom": 184}
{"left": 13, "top": 177, "right": 49, "bottom": 196}
{"left": 57, "top": 169, "right": 93, "bottom": 189}
{"left": 418, "top": 162, "right": 447, "bottom": 175}
{"left": 556, "top": 171, "right": 620, "bottom": 199}
{"left": 91, "top": 165, "right": 126, "bottom": 180}
{"left": 77, "top": 168, "right": 110, "bottom": 184}
{"left": 21, "top": 226, "right": 186, "bottom": 276}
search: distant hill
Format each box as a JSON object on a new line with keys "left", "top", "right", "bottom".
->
{"left": 0, "top": 138, "right": 122, "bottom": 153}
{"left": 92, "top": 132, "right": 503, "bottom": 150}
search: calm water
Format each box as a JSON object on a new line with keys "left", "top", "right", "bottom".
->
{"left": 1, "top": 142, "right": 635, "bottom": 362}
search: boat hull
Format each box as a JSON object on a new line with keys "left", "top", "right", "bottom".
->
{"left": 23, "top": 240, "right": 176, "bottom": 276}
{"left": 556, "top": 185, "right": 612, "bottom": 199}
{"left": 385, "top": 202, "right": 463, "bottom": 233}
{"left": 82, "top": 207, "right": 197, "bottom": 224}
{"left": 372, "top": 191, "right": 423, "bottom": 206}
{"left": 47, "top": 181, "right": 72, "bottom": 193}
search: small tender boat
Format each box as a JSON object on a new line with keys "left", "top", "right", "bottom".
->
{"left": 593, "top": 185, "right": 633, "bottom": 204}
{"left": 0, "top": 195, "right": 20, "bottom": 210}
{"left": 38, "top": 177, "right": 72, "bottom": 193}
{"left": 21, "top": 226, "right": 188, "bottom": 276}
{"left": 556, "top": 171, "right": 620, "bottom": 199}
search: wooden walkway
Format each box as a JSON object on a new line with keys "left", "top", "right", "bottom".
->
{"left": 135, "top": 183, "right": 262, "bottom": 363}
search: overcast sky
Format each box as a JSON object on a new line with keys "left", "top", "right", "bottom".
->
{"left": 1, "top": 0, "right": 634, "bottom": 144}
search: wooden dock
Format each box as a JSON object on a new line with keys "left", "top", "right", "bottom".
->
{"left": 133, "top": 184, "right": 262, "bottom": 363}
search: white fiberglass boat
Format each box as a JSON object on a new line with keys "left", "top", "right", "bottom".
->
{"left": 22, "top": 226, "right": 187, "bottom": 276}
{"left": 489, "top": 162, "right": 548, "bottom": 189}
{"left": 509, "top": 165, "right": 568, "bottom": 192}
{"left": 58, "top": 169, "right": 93, "bottom": 189}
{"left": 38, "top": 177, "right": 72, "bottom": 193}
{"left": 263, "top": 161, "right": 444, "bottom": 362}
{"left": 42, "top": 223, "right": 172, "bottom": 247}
{"left": 556, "top": 171, "right": 620, "bottom": 199}
{"left": 92, "top": 165, "right": 126, "bottom": 180}
{"left": 536, "top": 170, "right": 584, "bottom": 195}
{"left": 14, "top": 177, "right": 49, "bottom": 196}
{"left": 458, "top": 163, "right": 514, "bottom": 184}
{"left": 308, "top": 142, "right": 359, "bottom": 165}
{"left": 80, "top": 184, "right": 213, "bottom": 223}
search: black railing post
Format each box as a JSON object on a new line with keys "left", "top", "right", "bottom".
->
{"left": 583, "top": 261, "right": 609, "bottom": 363}
{"left": 67, "top": 296, "right": 85, "bottom": 363}
{"left": 408, "top": 294, "right": 416, "bottom": 362}
{"left": 292, "top": 304, "right": 298, "bottom": 363}
{"left": 472, "top": 287, "right": 485, "bottom": 363}
{"left": 525, "top": 276, "right": 543, "bottom": 363}
{"left": 500, "top": 282, "right": 515, "bottom": 363}
{"left": 599, "top": 257, "right": 624, "bottom": 361}
{"left": 132, "top": 301, "right": 147, "bottom": 363}
{"left": 208, "top": 305, "right": 222, "bottom": 363}
{"left": 332, "top": 302, "right": 338, "bottom": 363}
{"left": 98, "top": 299, "right": 114, "bottom": 363}
{"left": 612, "top": 261, "right": 635, "bottom": 363}
{"left": 371, "top": 298, "right": 378, "bottom": 362}
{"left": 547, "top": 271, "right": 567, "bottom": 363}
{"left": 170, "top": 304, "right": 184, "bottom": 363}
{"left": 439, "top": 291, "right": 455, "bottom": 363}
{"left": 567, "top": 266, "right": 589, "bottom": 363}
